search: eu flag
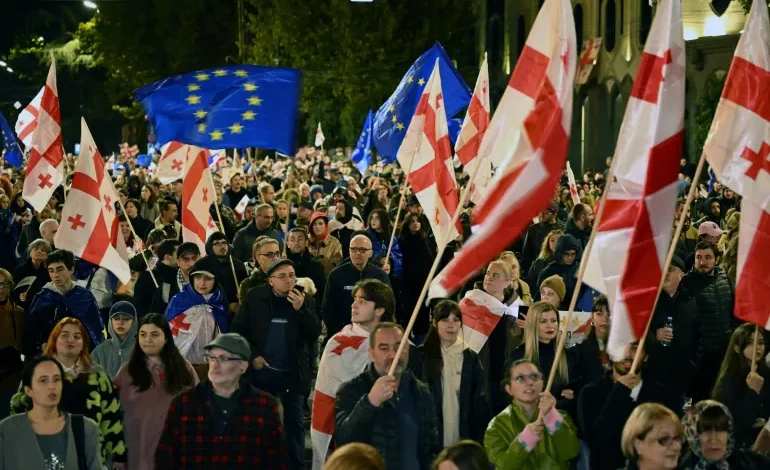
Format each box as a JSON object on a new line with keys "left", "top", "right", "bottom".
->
{"left": 351, "top": 110, "right": 373, "bottom": 173}
{"left": 0, "top": 112, "right": 23, "bottom": 168}
{"left": 135, "top": 65, "right": 302, "bottom": 155}
{"left": 373, "top": 42, "right": 471, "bottom": 162}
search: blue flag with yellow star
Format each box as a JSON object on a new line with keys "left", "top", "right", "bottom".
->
{"left": 373, "top": 42, "right": 471, "bottom": 162}
{"left": 0, "top": 112, "right": 23, "bottom": 168}
{"left": 135, "top": 65, "right": 302, "bottom": 155}
{"left": 351, "top": 110, "right": 373, "bottom": 173}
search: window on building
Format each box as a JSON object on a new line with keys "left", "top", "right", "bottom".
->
{"left": 605, "top": 0, "right": 616, "bottom": 52}
{"left": 489, "top": 14, "right": 502, "bottom": 70}
{"left": 517, "top": 15, "right": 526, "bottom": 56}
{"left": 640, "top": 0, "right": 652, "bottom": 44}
{"left": 574, "top": 4, "right": 584, "bottom": 53}
{"left": 619, "top": 0, "right": 624, "bottom": 34}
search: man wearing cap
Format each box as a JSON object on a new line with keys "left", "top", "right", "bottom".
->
{"left": 155, "top": 333, "right": 287, "bottom": 469}
{"left": 232, "top": 258, "right": 320, "bottom": 470}
{"left": 684, "top": 221, "right": 724, "bottom": 272}
{"left": 232, "top": 203, "right": 282, "bottom": 263}
{"left": 133, "top": 239, "right": 179, "bottom": 315}
{"left": 645, "top": 255, "right": 702, "bottom": 408}
{"left": 205, "top": 231, "right": 248, "bottom": 315}
{"left": 175, "top": 241, "right": 201, "bottom": 291}
{"left": 290, "top": 201, "right": 314, "bottom": 230}
{"left": 520, "top": 201, "right": 561, "bottom": 274}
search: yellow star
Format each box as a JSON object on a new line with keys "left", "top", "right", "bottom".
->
{"left": 213, "top": 69, "right": 228, "bottom": 77}
{"left": 187, "top": 84, "right": 200, "bottom": 91}
{"left": 247, "top": 95, "right": 262, "bottom": 106}
{"left": 210, "top": 129, "right": 224, "bottom": 141}
{"left": 396, "top": 122, "right": 405, "bottom": 131}
{"left": 195, "top": 73, "right": 210, "bottom": 81}
{"left": 234, "top": 69, "right": 248, "bottom": 77}
{"left": 407, "top": 76, "right": 414, "bottom": 84}
{"left": 198, "top": 123, "right": 207, "bottom": 133}
{"left": 389, "top": 104, "right": 395, "bottom": 112}
{"left": 243, "top": 82, "right": 258, "bottom": 91}
{"left": 186, "top": 95, "right": 201, "bottom": 105}
{"left": 418, "top": 78, "right": 426, "bottom": 86}
{"left": 229, "top": 122, "right": 244, "bottom": 134}
{"left": 242, "top": 110, "right": 257, "bottom": 120}
{"left": 194, "top": 110, "right": 207, "bottom": 119}
{"left": 391, "top": 115, "right": 397, "bottom": 123}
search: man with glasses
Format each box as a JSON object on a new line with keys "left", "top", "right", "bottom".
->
{"left": 238, "top": 236, "right": 281, "bottom": 304}
{"left": 322, "top": 234, "right": 390, "bottom": 339}
{"left": 233, "top": 203, "right": 282, "bottom": 263}
{"left": 232, "top": 259, "right": 320, "bottom": 470}
{"left": 205, "top": 231, "right": 248, "bottom": 315}
{"left": 155, "top": 333, "right": 287, "bottom": 469}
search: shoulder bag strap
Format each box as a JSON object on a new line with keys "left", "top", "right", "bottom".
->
{"left": 71, "top": 414, "right": 87, "bottom": 470}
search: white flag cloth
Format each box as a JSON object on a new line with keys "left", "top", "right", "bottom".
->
{"left": 429, "top": 0, "right": 576, "bottom": 299}
{"left": 234, "top": 195, "right": 250, "bottom": 215}
{"left": 566, "top": 161, "right": 581, "bottom": 205}
{"left": 583, "top": 0, "right": 684, "bottom": 360}
{"left": 703, "top": 0, "right": 770, "bottom": 328}
{"left": 310, "top": 323, "right": 371, "bottom": 470}
{"left": 23, "top": 57, "right": 64, "bottom": 212}
{"left": 170, "top": 306, "right": 218, "bottom": 363}
{"left": 454, "top": 56, "right": 492, "bottom": 204}
{"left": 182, "top": 146, "right": 216, "bottom": 253}
{"left": 156, "top": 141, "right": 188, "bottom": 184}
{"left": 315, "top": 122, "right": 325, "bottom": 147}
{"left": 458, "top": 289, "right": 515, "bottom": 353}
{"left": 54, "top": 118, "right": 131, "bottom": 284}
{"left": 15, "top": 86, "right": 43, "bottom": 151}
{"left": 396, "top": 59, "right": 461, "bottom": 249}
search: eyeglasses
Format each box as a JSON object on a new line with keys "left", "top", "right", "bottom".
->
{"left": 271, "top": 273, "right": 296, "bottom": 281}
{"left": 512, "top": 372, "right": 543, "bottom": 384}
{"left": 350, "top": 247, "right": 371, "bottom": 254}
{"left": 0, "top": 281, "right": 11, "bottom": 289}
{"left": 203, "top": 354, "right": 243, "bottom": 364}
{"left": 212, "top": 241, "right": 228, "bottom": 247}
{"left": 654, "top": 434, "right": 684, "bottom": 448}
{"left": 258, "top": 251, "right": 280, "bottom": 259}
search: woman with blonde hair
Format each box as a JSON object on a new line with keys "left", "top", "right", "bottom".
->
{"left": 526, "top": 229, "right": 563, "bottom": 288}
{"left": 620, "top": 403, "right": 683, "bottom": 470}
{"left": 323, "top": 442, "right": 384, "bottom": 470}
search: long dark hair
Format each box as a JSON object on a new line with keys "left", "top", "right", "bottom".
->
{"left": 22, "top": 355, "right": 66, "bottom": 411}
{"left": 400, "top": 213, "right": 425, "bottom": 238}
{"left": 421, "top": 300, "right": 462, "bottom": 382}
{"left": 368, "top": 208, "right": 392, "bottom": 236}
{"left": 713, "top": 323, "right": 767, "bottom": 398}
{"left": 126, "top": 313, "right": 195, "bottom": 395}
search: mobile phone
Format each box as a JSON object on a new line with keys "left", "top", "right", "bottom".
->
{"left": 518, "top": 305, "right": 529, "bottom": 320}
{"left": 294, "top": 285, "right": 305, "bottom": 294}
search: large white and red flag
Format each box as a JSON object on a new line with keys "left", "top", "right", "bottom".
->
{"left": 54, "top": 118, "right": 131, "bottom": 284}
{"left": 458, "top": 289, "right": 517, "bottom": 353}
{"left": 156, "top": 141, "right": 188, "bottom": 184}
{"left": 429, "top": 0, "right": 576, "bottom": 298}
{"left": 397, "top": 59, "right": 461, "bottom": 248}
{"left": 15, "top": 87, "right": 43, "bottom": 151}
{"left": 455, "top": 55, "right": 492, "bottom": 204}
{"left": 182, "top": 145, "right": 216, "bottom": 253}
{"left": 310, "top": 323, "right": 371, "bottom": 470}
{"left": 575, "top": 37, "right": 603, "bottom": 86}
{"left": 703, "top": 0, "right": 770, "bottom": 328}
{"left": 583, "top": 0, "right": 684, "bottom": 360}
{"left": 23, "top": 57, "right": 64, "bottom": 212}
{"left": 566, "top": 161, "right": 581, "bottom": 205}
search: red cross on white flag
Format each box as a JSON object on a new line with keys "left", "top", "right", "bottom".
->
{"left": 182, "top": 145, "right": 216, "bottom": 253}
{"left": 575, "top": 37, "right": 603, "bottom": 85}
{"left": 54, "top": 118, "right": 131, "bottom": 284}
{"left": 156, "top": 141, "right": 190, "bottom": 184}
{"left": 703, "top": 0, "right": 770, "bottom": 328}
{"left": 396, "top": 59, "right": 461, "bottom": 249}
{"left": 14, "top": 86, "right": 44, "bottom": 151}
{"left": 23, "top": 56, "right": 65, "bottom": 212}
{"left": 583, "top": 0, "right": 685, "bottom": 360}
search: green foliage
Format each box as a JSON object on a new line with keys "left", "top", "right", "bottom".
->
{"left": 692, "top": 72, "right": 727, "bottom": 161}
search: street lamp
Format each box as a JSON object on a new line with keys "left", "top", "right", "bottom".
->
{"left": 83, "top": 1, "right": 97, "bottom": 9}
{"left": 6, "top": 67, "right": 13, "bottom": 73}
{"left": 0, "top": 61, "right": 6, "bottom": 67}
{"left": 38, "top": 36, "right": 44, "bottom": 42}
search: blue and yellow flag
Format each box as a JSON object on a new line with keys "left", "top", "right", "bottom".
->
{"left": 351, "top": 110, "right": 373, "bottom": 173}
{"left": 135, "top": 65, "right": 302, "bottom": 155}
{"left": 0, "top": 112, "right": 23, "bottom": 168}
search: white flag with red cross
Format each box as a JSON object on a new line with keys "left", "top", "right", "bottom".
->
{"left": 156, "top": 141, "right": 188, "bottom": 184}
{"left": 310, "top": 323, "right": 371, "bottom": 470}
{"left": 23, "top": 57, "right": 65, "bottom": 212}
{"left": 576, "top": 37, "right": 603, "bottom": 86}
{"left": 703, "top": 0, "right": 770, "bottom": 328}
{"left": 15, "top": 86, "right": 43, "bottom": 151}
{"left": 429, "top": 0, "right": 576, "bottom": 299}
{"left": 54, "top": 118, "right": 131, "bottom": 284}
{"left": 455, "top": 55, "right": 492, "bottom": 204}
{"left": 583, "top": 0, "right": 684, "bottom": 360}
{"left": 566, "top": 161, "right": 581, "bottom": 205}
{"left": 397, "top": 59, "right": 461, "bottom": 249}
{"left": 458, "top": 289, "right": 516, "bottom": 353}
{"left": 182, "top": 145, "right": 216, "bottom": 253}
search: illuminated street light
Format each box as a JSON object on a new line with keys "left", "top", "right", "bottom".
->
{"left": 0, "top": 61, "right": 6, "bottom": 67}
{"left": 6, "top": 67, "right": 13, "bottom": 73}
{"left": 84, "top": 1, "right": 97, "bottom": 9}
{"left": 38, "top": 36, "right": 44, "bottom": 42}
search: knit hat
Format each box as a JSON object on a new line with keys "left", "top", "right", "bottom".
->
{"left": 540, "top": 275, "right": 566, "bottom": 301}
{"left": 109, "top": 301, "right": 137, "bottom": 320}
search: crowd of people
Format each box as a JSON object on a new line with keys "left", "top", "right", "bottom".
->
{"left": 0, "top": 147, "right": 768, "bottom": 470}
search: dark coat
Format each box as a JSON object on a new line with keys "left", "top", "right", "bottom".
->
{"left": 712, "top": 363, "right": 770, "bottom": 449}
{"left": 520, "top": 221, "right": 559, "bottom": 274}
{"left": 678, "top": 267, "right": 736, "bottom": 354}
{"left": 287, "top": 249, "right": 326, "bottom": 315}
{"left": 398, "top": 232, "right": 435, "bottom": 333}
{"left": 132, "top": 261, "right": 180, "bottom": 316}
{"left": 231, "top": 222, "right": 282, "bottom": 264}
{"left": 231, "top": 285, "right": 321, "bottom": 394}
{"left": 536, "top": 234, "right": 582, "bottom": 307}
{"left": 568, "top": 330, "right": 610, "bottom": 397}
{"left": 321, "top": 260, "right": 390, "bottom": 339}
{"left": 204, "top": 238, "right": 249, "bottom": 307}
{"left": 335, "top": 364, "right": 440, "bottom": 470}
{"left": 565, "top": 218, "right": 590, "bottom": 250}
{"left": 11, "top": 258, "right": 48, "bottom": 312}
{"left": 680, "top": 449, "right": 770, "bottom": 469}
{"left": 408, "top": 345, "right": 491, "bottom": 443}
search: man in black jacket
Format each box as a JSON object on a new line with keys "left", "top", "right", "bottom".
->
{"left": 132, "top": 239, "right": 180, "bottom": 315}
{"left": 321, "top": 234, "right": 390, "bottom": 339}
{"left": 205, "top": 231, "right": 248, "bottom": 315}
{"left": 231, "top": 258, "right": 321, "bottom": 470}
{"left": 232, "top": 204, "right": 282, "bottom": 262}
{"left": 565, "top": 203, "right": 593, "bottom": 249}
{"left": 336, "top": 322, "right": 439, "bottom": 470}
{"left": 285, "top": 227, "right": 324, "bottom": 313}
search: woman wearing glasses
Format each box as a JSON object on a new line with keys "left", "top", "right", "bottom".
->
{"left": 113, "top": 314, "right": 198, "bottom": 470}
{"left": 484, "top": 359, "right": 579, "bottom": 469}
{"left": 165, "top": 257, "right": 229, "bottom": 364}
{"left": 620, "top": 403, "right": 683, "bottom": 470}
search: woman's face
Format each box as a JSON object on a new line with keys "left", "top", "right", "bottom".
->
{"left": 312, "top": 218, "right": 326, "bottom": 236}
{"left": 501, "top": 255, "right": 520, "bottom": 281}
{"left": 0, "top": 197, "right": 9, "bottom": 210}
{"left": 538, "top": 311, "right": 559, "bottom": 343}
{"left": 138, "top": 324, "right": 167, "bottom": 357}
{"left": 699, "top": 429, "right": 729, "bottom": 462}
{"left": 25, "top": 361, "right": 62, "bottom": 409}
{"left": 15, "top": 196, "right": 25, "bottom": 207}
{"left": 378, "top": 187, "right": 388, "bottom": 200}
{"left": 634, "top": 421, "right": 682, "bottom": 469}
{"left": 435, "top": 313, "right": 461, "bottom": 344}
{"left": 0, "top": 273, "right": 11, "bottom": 302}
{"left": 56, "top": 324, "right": 84, "bottom": 359}
{"left": 408, "top": 216, "right": 421, "bottom": 233}
{"left": 548, "top": 234, "right": 561, "bottom": 253}
{"left": 483, "top": 265, "right": 510, "bottom": 296}
{"left": 505, "top": 362, "right": 543, "bottom": 404}
{"left": 369, "top": 214, "right": 382, "bottom": 232}
{"left": 193, "top": 274, "right": 216, "bottom": 295}
{"left": 276, "top": 202, "right": 289, "bottom": 219}
{"left": 741, "top": 330, "right": 766, "bottom": 362}
{"left": 120, "top": 221, "right": 131, "bottom": 240}
{"left": 540, "top": 286, "right": 561, "bottom": 308}
{"left": 592, "top": 306, "right": 610, "bottom": 340}
{"left": 301, "top": 186, "right": 310, "bottom": 198}
{"left": 125, "top": 202, "right": 138, "bottom": 218}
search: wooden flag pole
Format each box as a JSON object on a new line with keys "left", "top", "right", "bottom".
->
{"left": 629, "top": 151, "right": 707, "bottom": 374}
{"left": 387, "top": 157, "right": 484, "bottom": 376}
{"left": 208, "top": 170, "right": 240, "bottom": 293}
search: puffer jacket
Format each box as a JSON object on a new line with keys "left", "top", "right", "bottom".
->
{"left": 91, "top": 312, "right": 139, "bottom": 378}
{"left": 335, "top": 364, "right": 440, "bottom": 470}
{"left": 238, "top": 267, "right": 268, "bottom": 305}
{"left": 678, "top": 267, "right": 735, "bottom": 353}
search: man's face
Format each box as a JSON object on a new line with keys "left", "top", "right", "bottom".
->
{"left": 662, "top": 265, "right": 684, "bottom": 294}
{"left": 335, "top": 202, "right": 346, "bottom": 220}
{"left": 262, "top": 186, "right": 275, "bottom": 203}
{"left": 351, "top": 289, "right": 381, "bottom": 326}
{"left": 244, "top": 206, "right": 255, "bottom": 222}
{"left": 724, "top": 189, "right": 734, "bottom": 200}
{"left": 177, "top": 251, "right": 200, "bottom": 274}
{"left": 369, "top": 327, "right": 407, "bottom": 376}
{"left": 268, "top": 265, "right": 296, "bottom": 296}
{"left": 582, "top": 206, "right": 594, "bottom": 226}
{"left": 349, "top": 236, "right": 373, "bottom": 269}
{"left": 297, "top": 207, "right": 313, "bottom": 222}
{"left": 256, "top": 242, "right": 280, "bottom": 272}
{"left": 695, "top": 248, "right": 718, "bottom": 274}
{"left": 231, "top": 176, "right": 242, "bottom": 191}
{"left": 613, "top": 344, "right": 640, "bottom": 376}
{"left": 287, "top": 232, "right": 308, "bottom": 254}
{"left": 172, "top": 182, "right": 183, "bottom": 196}
{"left": 47, "top": 261, "right": 72, "bottom": 288}
{"left": 162, "top": 204, "right": 178, "bottom": 222}
{"left": 206, "top": 347, "right": 247, "bottom": 387}
{"left": 710, "top": 201, "right": 721, "bottom": 217}
{"left": 255, "top": 208, "right": 274, "bottom": 230}
{"left": 409, "top": 203, "right": 423, "bottom": 216}
{"left": 562, "top": 249, "right": 577, "bottom": 266}
{"left": 40, "top": 222, "right": 59, "bottom": 243}
{"left": 211, "top": 238, "right": 229, "bottom": 256}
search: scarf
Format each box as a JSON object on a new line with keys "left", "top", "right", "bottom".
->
{"left": 683, "top": 401, "right": 734, "bottom": 470}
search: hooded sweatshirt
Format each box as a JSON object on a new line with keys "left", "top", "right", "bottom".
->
{"left": 92, "top": 302, "right": 139, "bottom": 378}
{"left": 536, "top": 234, "right": 582, "bottom": 308}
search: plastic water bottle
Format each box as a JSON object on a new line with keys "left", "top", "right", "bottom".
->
{"left": 662, "top": 316, "right": 674, "bottom": 347}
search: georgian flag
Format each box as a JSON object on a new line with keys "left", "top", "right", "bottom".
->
{"left": 14, "top": 87, "right": 43, "bottom": 151}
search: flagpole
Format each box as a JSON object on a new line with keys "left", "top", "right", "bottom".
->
{"left": 109, "top": 170, "right": 158, "bottom": 288}
{"left": 208, "top": 170, "right": 241, "bottom": 298}
{"left": 387, "top": 157, "right": 485, "bottom": 376}
{"left": 629, "top": 151, "right": 707, "bottom": 374}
